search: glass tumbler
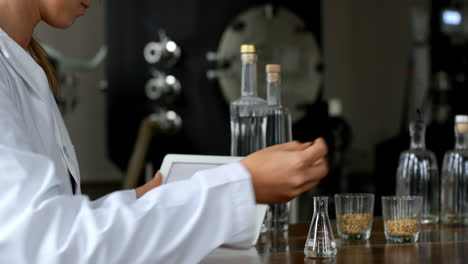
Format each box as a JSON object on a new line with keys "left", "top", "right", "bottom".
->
{"left": 382, "top": 196, "right": 423, "bottom": 243}
{"left": 335, "top": 193, "right": 374, "bottom": 240}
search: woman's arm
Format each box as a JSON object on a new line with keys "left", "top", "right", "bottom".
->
{"left": 88, "top": 172, "right": 162, "bottom": 209}
{"left": 0, "top": 145, "right": 256, "bottom": 264}
{"left": 0, "top": 70, "right": 328, "bottom": 264}
{"left": 0, "top": 74, "right": 255, "bottom": 264}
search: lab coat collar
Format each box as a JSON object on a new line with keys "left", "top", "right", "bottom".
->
{"left": 0, "top": 27, "right": 50, "bottom": 102}
{"left": 0, "top": 27, "right": 81, "bottom": 192}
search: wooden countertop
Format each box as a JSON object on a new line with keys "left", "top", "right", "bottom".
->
{"left": 202, "top": 220, "right": 468, "bottom": 263}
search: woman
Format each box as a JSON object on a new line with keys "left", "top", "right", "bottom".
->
{"left": 0, "top": 0, "right": 329, "bottom": 263}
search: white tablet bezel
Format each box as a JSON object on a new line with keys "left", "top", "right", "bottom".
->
{"left": 160, "top": 154, "right": 243, "bottom": 184}
{"left": 159, "top": 154, "right": 267, "bottom": 246}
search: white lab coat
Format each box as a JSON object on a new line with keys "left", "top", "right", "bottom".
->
{"left": 0, "top": 28, "right": 256, "bottom": 264}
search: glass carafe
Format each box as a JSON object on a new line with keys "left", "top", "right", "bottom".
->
{"left": 304, "top": 196, "right": 337, "bottom": 258}
{"left": 396, "top": 120, "right": 440, "bottom": 223}
{"left": 441, "top": 115, "right": 468, "bottom": 223}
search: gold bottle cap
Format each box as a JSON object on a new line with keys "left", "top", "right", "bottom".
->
{"left": 266, "top": 64, "right": 281, "bottom": 73}
{"left": 240, "top": 44, "right": 256, "bottom": 54}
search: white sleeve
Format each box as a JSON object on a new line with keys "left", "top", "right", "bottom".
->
{"left": 0, "top": 72, "right": 257, "bottom": 264}
{"left": 0, "top": 146, "right": 256, "bottom": 264}
{"left": 89, "top": 190, "right": 137, "bottom": 209}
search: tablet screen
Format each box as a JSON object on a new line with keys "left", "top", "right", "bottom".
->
{"left": 166, "top": 162, "right": 220, "bottom": 183}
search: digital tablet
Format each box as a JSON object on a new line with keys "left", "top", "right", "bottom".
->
{"left": 159, "top": 154, "right": 267, "bottom": 246}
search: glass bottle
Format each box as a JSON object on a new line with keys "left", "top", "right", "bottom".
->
{"left": 304, "top": 196, "right": 337, "bottom": 259}
{"left": 396, "top": 119, "right": 440, "bottom": 223}
{"left": 441, "top": 115, "right": 468, "bottom": 223}
{"left": 264, "top": 64, "right": 293, "bottom": 232}
{"left": 265, "top": 64, "right": 292, "bottom": 146}
{"left": 230, "top": 45, "right": 267, "bottom": 156}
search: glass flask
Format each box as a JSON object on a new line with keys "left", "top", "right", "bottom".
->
{"left": 396, "top": 119, "right": 440, "bottom": 223}
{"left": 264, "top": 64, "right": 293, "bottom": 232}
{"left": 441, "top": 115, "right": 468, "bottom": 223}
{"left": 304, "top": 196, "right": 337, "bottom": 258}
{"left": 230, "top": 44, "right": 268, "bottom": 156}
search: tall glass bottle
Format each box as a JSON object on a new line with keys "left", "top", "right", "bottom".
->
{"left": 230, "top": 45, "right": 267, "bottom": 156}
{"left": 396, "top": 118, "right": 440, "bottom": 223}
{"left": 264, "top": 64, "right": 293, "bottom": 232}
{"left": 265, "top": 64, "right": 292, "bottom": 146}
{"left": 441, "top": 115, "right": 468, "bottom": 223}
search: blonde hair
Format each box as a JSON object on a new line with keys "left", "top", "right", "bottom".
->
{"left": 28, "top": 38, "right": 59, "bottom": 95}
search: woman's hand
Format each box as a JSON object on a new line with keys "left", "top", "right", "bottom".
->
{"left": 135, "top": 172, "right": 163, "bottom": 199}
{"left": 241, "top": 138, "right": 329, "bottom": 204}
